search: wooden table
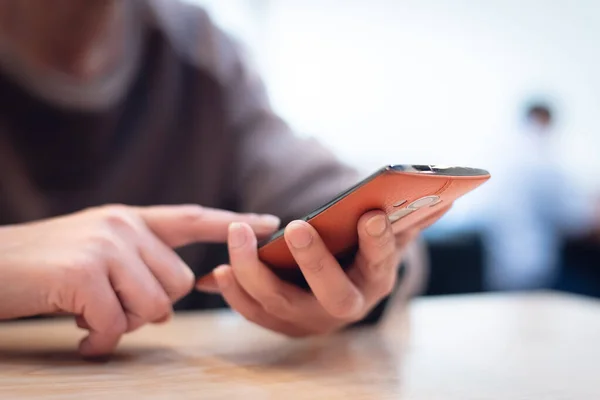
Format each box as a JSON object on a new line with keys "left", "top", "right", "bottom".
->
{"left": 1, "top": 291, "right": 598, "bottom": 399}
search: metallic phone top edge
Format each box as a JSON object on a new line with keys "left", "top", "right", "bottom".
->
{"left": 388, "top": 164, "right": 490, "bottom": 177}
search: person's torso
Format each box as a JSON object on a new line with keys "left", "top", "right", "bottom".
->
{"left": 0, "top": 9, "right": 239, "bottom": 311}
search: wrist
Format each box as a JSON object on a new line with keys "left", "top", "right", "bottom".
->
{"left": 0, "top": 253, "right": 54, "bottom": 321}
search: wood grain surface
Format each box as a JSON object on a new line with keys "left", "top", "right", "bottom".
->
{"left": 0, "top": 291, "right": 598, "bottom": 399}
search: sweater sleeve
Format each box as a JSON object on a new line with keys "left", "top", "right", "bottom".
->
{"left": 155, "top": 2, "right": 429, "bottom": 323}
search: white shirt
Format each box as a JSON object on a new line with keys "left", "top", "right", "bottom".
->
{"left": 428, "top": 122, "right": 595, "bottom": 290}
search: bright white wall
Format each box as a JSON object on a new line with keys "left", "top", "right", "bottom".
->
{"left": 187, "top": 0, "right": 600, "bottom": 192}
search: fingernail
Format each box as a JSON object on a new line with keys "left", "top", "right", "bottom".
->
{"left": 260, "top": 214, "right": 281, "bottom": 227}
{"left": 287, "top": 221, "right": 312, "bottom": 249}
{"left": 195, "top": 275, "right": 220, "bottom": 293}
{"left": 229, "top": 223, "right": 247, "bottom": 248}
{"left": 214, "top": 265, "right": 232, "bottom": 289}
{"left": 366, "top": 214, "right": 388, "bottom": 237}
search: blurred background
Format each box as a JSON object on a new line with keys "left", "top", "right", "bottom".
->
{"left": 188, "top": 0, "right": 600, "bottom": 298}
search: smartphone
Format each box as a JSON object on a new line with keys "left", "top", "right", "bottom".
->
{"left": 257, "top": 164, "right": 490, "bottom": 270}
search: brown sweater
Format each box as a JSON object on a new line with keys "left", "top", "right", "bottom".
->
{"left": 0, "top": 1, "right": 420, "bottom": 322}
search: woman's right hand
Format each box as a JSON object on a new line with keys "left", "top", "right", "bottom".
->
{"left": 0, "top": 204, "right": 280, "bottom": 357}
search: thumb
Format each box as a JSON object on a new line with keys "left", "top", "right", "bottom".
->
{"left": 195, "top": 272, "right": 221, "bottom": 293}
{"left": 135, "top": 204, "right": 280, "bottom": 248}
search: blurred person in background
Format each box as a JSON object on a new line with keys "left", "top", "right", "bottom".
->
{"left": 477, "top": 100, "right": 600, "bottom": 291}
{"left": 0, "top": 0, "right": 445, "bottom": 357}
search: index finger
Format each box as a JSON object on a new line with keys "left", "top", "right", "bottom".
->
{"left": 136, "top": 205, "right": 280, "bottom": 248}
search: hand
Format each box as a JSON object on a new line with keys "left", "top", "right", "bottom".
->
{"left": 196, "top": 206, "right": 451, "bottom": 336}
{"left": 0, "top": 204, "right": 280, "bottom": 357}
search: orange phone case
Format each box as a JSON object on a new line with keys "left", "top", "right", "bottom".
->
{"left": 257, "top": 164, "right": 490, "bottom": 269}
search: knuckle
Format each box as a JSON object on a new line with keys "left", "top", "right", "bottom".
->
{"left": 151, "top": 291, "right": 172, "bottom": 316}
{"left": 330, "top": 290, "right": 362, "bottom": 319}
{"left": 377, "top": 277, "right": 397, "bottom": 298}
{"left": 373, "top": 230, "right": 395, "bottom": 250}
{"left": 363, "top": 249, "right": 398, "bottom": 279}
{"left": 369, "top": 256, "right": 397, "bottom": 280}
{"left": 243, "top": 306, "right": 265, "bottom": 325}
{"left": 105, "top": 312, "right": 128, "bottom": 336}
{"left": 259, "top": 293, "right": 290, "bottom": 316}
{"left": 178, "top": 205, "right": 205, "bottom": 224}
{"left": 304, "top": 257, "right": 327, "bottom": 275}
{"left": 136, "top": 290, "right": 171, "bottom": 321}
{"left": 365, "top": 259, "right": 387, "bottom": 278}
{"left": 97, "top": 203, "right": 129, "bottom": 217}
{"left": 100, "top": 205, "right": 138, "bottom": 233}
{"left": 89, "top": 232, "right": 121, "bottom": 259}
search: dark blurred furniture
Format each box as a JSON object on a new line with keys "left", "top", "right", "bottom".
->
{"left": 423, "top": 232, "right": 485, "bottom": 295}
{"left": 555, "top": 234, "right": 600, "bottom": 298}
{"left": 424, "top": 231, "right": 600, "bottom": 298}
